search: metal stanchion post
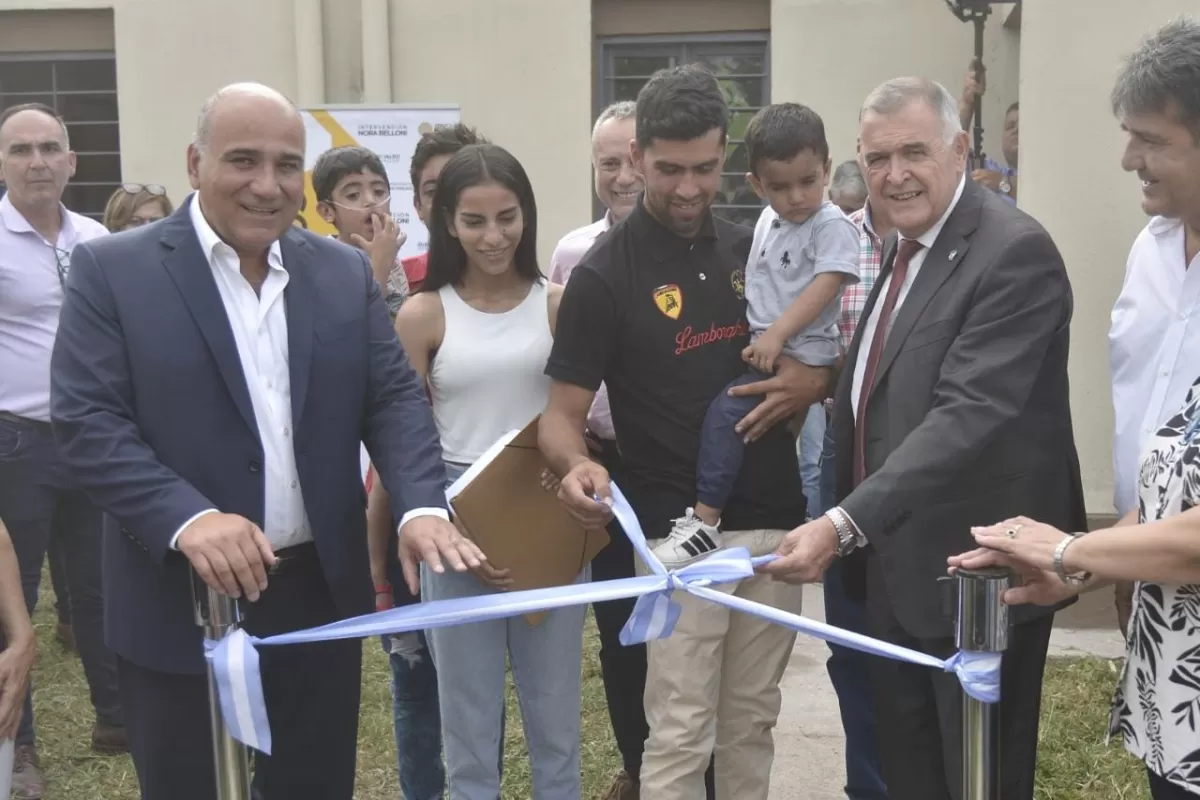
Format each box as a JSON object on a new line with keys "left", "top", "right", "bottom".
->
{"left": 192, "top": 570, "right": 253, "bottom": 800}
{"left": 954, "top": 566, "right": 1011, "bottom": 800}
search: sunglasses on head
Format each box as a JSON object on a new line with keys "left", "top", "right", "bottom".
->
{"left": 122, "top": 183, "right": 166, "bottom": 197}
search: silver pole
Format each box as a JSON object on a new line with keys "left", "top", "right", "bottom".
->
{"left": 954, "top": 566, "right": 1010, "bottom": 800}
{"left": 192, "top": 570, "right": 253, "bottom": 800}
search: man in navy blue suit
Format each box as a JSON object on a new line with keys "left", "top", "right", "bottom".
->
{"left": 49, "top": 83, "right": 484, "bottom": 800}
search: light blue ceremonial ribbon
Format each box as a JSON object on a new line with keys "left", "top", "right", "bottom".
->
{"left": 208, "top": 482, "right": 1001, "bottom": 754}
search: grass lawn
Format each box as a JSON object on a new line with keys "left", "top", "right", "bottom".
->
{"left": 25, "top": 576, "right": 1150, "bottom": 799}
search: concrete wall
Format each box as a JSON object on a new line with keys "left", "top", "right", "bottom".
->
{"left": 770, "top": 0, "right": 1019, "bottom": 176}
{"left": 389, "top": 0, "right": 593, "bottom": 269}
{"left": 1019, "top": 0, "right": 1195, "bottom": 513}
{"left": 321, "top": 0, "right": 364, "bottom": 104}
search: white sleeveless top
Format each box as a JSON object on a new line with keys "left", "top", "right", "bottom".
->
{"left": 428, "top": 281, "right": 553, "bottom": 464}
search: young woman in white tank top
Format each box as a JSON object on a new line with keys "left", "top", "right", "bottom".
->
{"left": 370, "top": 143, "right": 584, "bottom": 799}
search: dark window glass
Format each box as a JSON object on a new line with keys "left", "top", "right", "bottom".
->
{"left": 67, "top": 122, "right": 120, "bottom": 152}
{"left": 55, "top": 58, "right": 117, "bottom": 92}
{"left": 0, "top": 61, "right": 52, "bottom": 94}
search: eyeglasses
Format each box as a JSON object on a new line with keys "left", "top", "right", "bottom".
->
{"left": 121, "top": 183, "right": 166, "bottom": 197}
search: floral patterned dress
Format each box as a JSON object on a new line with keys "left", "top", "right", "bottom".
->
{"left": 1111, "top": 378, "right": 1200, "bottom": 795}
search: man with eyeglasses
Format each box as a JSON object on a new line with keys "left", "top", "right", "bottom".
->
{"left": 0, "top": 102, "right": 126, "bottom": 799}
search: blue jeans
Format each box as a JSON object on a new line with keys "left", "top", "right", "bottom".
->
{"left": 696, "top": 369, "right": 771, "bottom": 511}
{"left": 383, "top": 625, "right": 445, "bottom": 800}
{"left": 820, "top": 417, "right": 889, "bottom": 800}
{"left": 376, "top": 460, "right": 463, "bottom": 800}
{"left": 422, "top": 472, "right": 587, "bottom": 800}
{"left": 798, "top": 404, "right": 826, "bottom": 518}
{"left": 0, "top": 414, "right": 122, "bottom": 745}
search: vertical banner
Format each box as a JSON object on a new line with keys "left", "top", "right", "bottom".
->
{"left": 298, "top": 105, "right": 461, "bottom": 260}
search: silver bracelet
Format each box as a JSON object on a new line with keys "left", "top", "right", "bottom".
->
{"left": 1053, "top": 533, "right": 1091, "bottom": 586}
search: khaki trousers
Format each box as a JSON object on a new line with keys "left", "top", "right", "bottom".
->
{"left": 638, "top": 529, "right": 803, "bottom": 800}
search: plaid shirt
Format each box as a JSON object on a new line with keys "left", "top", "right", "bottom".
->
{"left": 839, "top": 205, "right": 884, "bottom": 352}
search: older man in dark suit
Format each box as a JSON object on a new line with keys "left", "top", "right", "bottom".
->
{"left": 761, "top": 77, "right": 1086, "bottom": 800}
{"left": 49, "top": 83, "right": 483, "bottom": 800}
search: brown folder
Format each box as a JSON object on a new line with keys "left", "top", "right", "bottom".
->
{"left": 447, "top": 416, "right": 609, "bottom": 625}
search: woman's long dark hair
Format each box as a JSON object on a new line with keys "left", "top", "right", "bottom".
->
{"left": 421, "top": 143, "right": 541, "bottom": 292}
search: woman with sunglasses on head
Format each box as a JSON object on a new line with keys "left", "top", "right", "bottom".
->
{"left": 367, "top": 143, "right": 583, "bottom": 800}
{"left": 102, "top": 183, "right": 173, "bottom": 233}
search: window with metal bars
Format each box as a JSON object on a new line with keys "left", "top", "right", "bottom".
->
{"left": 0, "top": 52, "right": 121, "bottom": 223}
{"left": 596, "top": 33, "right": 769, "bottom": 228}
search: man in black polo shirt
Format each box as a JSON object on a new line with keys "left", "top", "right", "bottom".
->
{"left": 540, "top": 65, "right": 829, "bottom": 800}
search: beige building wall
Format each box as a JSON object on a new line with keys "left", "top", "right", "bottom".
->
{"left": 770, "top": 0, "right": 1019, "bottom": 177}
{"left": 390, "top": 0, "right": 594, "bottom": 268}
{"left": 321, "top": 0, "right": 364, "bottom": 104}
{"left": 1020, "top": 0, "right": 1194, "bottom": 514}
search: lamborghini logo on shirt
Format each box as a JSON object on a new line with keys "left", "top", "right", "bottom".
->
{"left": 730, "top": 268, "right": 745, "bottom": 300}
{"left": 653, "top": 284, "right": 683, "bottom": 320}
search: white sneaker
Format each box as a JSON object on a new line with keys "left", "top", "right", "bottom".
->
{"left": 652, "top": 508, "right": 724, "bottom": 567}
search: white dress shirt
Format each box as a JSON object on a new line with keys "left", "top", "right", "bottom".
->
{"left": 173, "top": 197, "right": 448, "bottom": 549}
{"left": 0, "top": 194, "right": 109, "bottom": 421}
{"left": 179, "top": 197, "right": 313, "bottom": 550}
{"left": 1110, "top": 215, "right": 1200, "bottom": 516}
{"left": 851, "top": 176, "right": 966, "bottom": 419}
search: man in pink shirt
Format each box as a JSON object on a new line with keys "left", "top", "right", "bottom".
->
{"left": 547, "top": 101, "right": 656, "bottom": 800}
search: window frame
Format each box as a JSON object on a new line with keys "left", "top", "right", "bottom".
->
{"left": 594, "top": 32, "right": 771, "bottom": 226}
{"left": 0, "top": 51, "right": 120, "bottom": 222}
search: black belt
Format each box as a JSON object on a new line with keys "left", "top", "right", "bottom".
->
{"left": 268, "top": 541, "right": 319, "bottom": 575}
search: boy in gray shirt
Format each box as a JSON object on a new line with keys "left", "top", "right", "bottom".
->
{"left": 653, "top": 103, "right": 860, "bottom": 567}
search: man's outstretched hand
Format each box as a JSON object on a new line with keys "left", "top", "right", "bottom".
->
{"left": 397, "top": 515, "right": 486, "bottom": 595}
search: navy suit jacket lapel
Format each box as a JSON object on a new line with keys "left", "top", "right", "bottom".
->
{"left": 281, "top": 229, "right": 315, "bottom": 429}
{"left": 159, "top": 200, "right": 258, "bottom": 437}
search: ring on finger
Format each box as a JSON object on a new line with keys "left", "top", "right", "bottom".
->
{"left": 1005, "top": 524, "right": 1023, "bottom": 539}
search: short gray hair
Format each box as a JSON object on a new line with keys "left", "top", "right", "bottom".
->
{"left": 1112, "top": 16, "right": 1200, "bottom": 138}
{"left": 861, "top": 77, "right": 963, "bottom": 144}
{"left": 592, "top": 100, "right": 636, "bottom": 140}
{"left": 830, "top": 160, "right": 866, "bottom": 199}
{"left": 193, "top": 82, "right": 298, "bottom": 150}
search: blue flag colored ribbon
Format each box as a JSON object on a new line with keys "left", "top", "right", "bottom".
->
{"left": 208, "top": 482, "right": 1001, "bottom": 755}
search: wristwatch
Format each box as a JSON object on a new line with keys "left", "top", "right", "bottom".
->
{"left": 825, "top": 508, "right": 859, "bottom": 557}
{"left": 999, "top": 178, "right": 1012, "bottom": 196}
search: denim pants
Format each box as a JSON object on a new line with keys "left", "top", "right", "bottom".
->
{"left": 379, "top": 459, "right": 463, "bottom": 800}
{"left": 423, "top": 455, "right": 586, "bottom": 800}
{"left": 383, "top": 617, "right": 445, "bottom": 799}
{"left": 0, "top": 414, "right": 122, "bottom": 745}
{"left": 797, "top": 404, "right": 826, "bottom": 518}
{"left": 819, "top": 414, "right": 889, "bottom": 800}
{"left": 696, "top": 369, "right": 771, "bottom": 511}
